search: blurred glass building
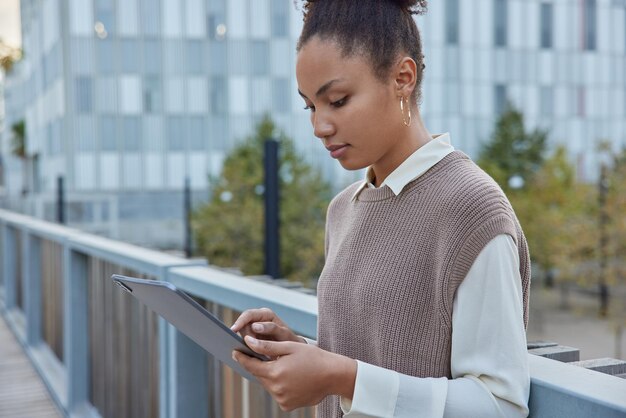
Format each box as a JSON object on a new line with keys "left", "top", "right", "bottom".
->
{"left": 1, "top": 0, "right": 625, "bottom": 249}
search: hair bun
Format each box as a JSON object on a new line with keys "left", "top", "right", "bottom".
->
{"left": 388, "top": 0, "right": 428, "bottom": 15}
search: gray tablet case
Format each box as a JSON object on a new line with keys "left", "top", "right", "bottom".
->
{"left": 111, "top": 274, "right": 267, "bottom": 382}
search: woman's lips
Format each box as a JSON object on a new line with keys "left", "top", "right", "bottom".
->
{"left": 326, "top": 144, "right": 349, "bottom": 159}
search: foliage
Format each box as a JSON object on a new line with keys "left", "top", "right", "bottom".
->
{"left": 477, "top": 105, "right": 598, "bottom": 287}
{"left": 192, "top": 115, "right": 331, "bottom": 283}
{"left": 11, "top": 120, "right": 26, "bottom": 159}
{"left": 604, "top": 148, "right": 626, "bottom": 325}
{"left": 509, "top": 146, "right": 597, "bottom": 284}
{"left": 605, "top": 149, "right": 626, "bottom": 282}
{"left": 0, "top": 39, "right": 23, "bottom": 73}
{"left": 478, "top": 104, "right": 547, "bottom": 191}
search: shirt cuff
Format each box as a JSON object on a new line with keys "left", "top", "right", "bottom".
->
{"left": 301, "top": 337, "right": 317, "bottom": 346}
{"left": 341, "top": 360, "right": 400, "bottom": 417}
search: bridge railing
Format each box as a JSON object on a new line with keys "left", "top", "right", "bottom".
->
{"left": 1, "top": 209, "right": 625, "bottom": 418}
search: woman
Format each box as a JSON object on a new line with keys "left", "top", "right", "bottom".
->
{"left": 231, "top": 1, "right": 531, "bottom": 417}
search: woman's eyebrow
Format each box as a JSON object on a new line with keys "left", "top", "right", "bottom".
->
{"left": 298, "top": 78, "right": 345, "bottom": 100}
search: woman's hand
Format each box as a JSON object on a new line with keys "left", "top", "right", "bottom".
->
{"left": 231, "top": 308, "right": 305, "bottom": 346}
{"left": 232, "top": 336, "right": 357, "bottom": 411}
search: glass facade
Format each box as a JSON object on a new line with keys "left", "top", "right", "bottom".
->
{"left": 2, "top": 0, "right": 625, "bottom": 248}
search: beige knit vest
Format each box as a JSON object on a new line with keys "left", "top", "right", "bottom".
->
{"left": 316, "top": 151, "right": 530, "bottom": 418}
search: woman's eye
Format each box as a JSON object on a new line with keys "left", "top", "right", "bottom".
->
{"left": 331, "top": 97, "right": 348, "bottom": 108}
{"left": 303, "top": 105, "right": 316, "bottom": 112}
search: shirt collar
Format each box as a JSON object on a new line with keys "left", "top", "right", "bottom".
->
{"left": 352, "top": 133, "right": 454, "bottom": 201}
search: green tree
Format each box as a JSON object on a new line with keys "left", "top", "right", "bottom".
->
{"left": 11, "top": 120, "right": 26, "bottom": 159}
{"left": 193, "top": 116, "right": 331, "bottom": 283}
{"left": 478, "top": 104, "right": 547, "bottom": 191}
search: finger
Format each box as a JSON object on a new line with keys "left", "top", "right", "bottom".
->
{"left": 231, "top": 308, "right": 276, "bottom": 332}
{"left": 251, "top": 322, "right": 295, "bottom": 342}
{"left": 251, "top": 321, "right": 281, "bottom": 336}
{"left": 232, "top": 350, "right": 268, "bottom": 377}
{"left": 245, "top": 336, "right": 295, "bottom": 357}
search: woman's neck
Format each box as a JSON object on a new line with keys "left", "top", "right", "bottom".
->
{"left": 371, "top": 113, "right": 432, "bottom": 187}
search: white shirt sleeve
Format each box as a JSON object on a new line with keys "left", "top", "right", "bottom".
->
{"left": 340, "top": 234, "right": 530, "bottom": 417}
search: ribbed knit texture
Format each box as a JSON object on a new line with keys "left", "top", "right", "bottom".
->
{"left": 316, "top": 151, "right": 531, "bottom": 418}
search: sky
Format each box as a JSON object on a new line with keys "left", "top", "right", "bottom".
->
{"left": 0, "top": 0, "right": 21, "bottom": 48}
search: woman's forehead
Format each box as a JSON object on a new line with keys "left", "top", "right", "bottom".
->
{"left": 296, "top": 38, "right": 376, "bottom": 89}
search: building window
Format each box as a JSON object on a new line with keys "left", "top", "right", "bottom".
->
{"left": 210, "top": 77, "right": 228, "bottom": 115}
{"left": 99, "top": 116, "right": 118, "bottom": 151}
{"left": 122, "top": 117, "right": 141, "bottom": 151}
{"left": 250, "top": 41, "right": 270, "bottom": 76}
{"left": 120, "top": 39, "right": 140, "bottom": 73}
{"left": 188, "top": 117, "right": 206, "bottom": 151}
{"left": 577, "top": 87, "right": 586, "bottom": 117}
{"left": 272, "top": 78, "right": 291, "bottom": 113}
{"left": 166, "top": 116, "right": 186, "bottom": 151}
{"left": 207, "top": 0, "right": 226, "bottom": 40}
{"left": 143, "top": 39, "right": 162, "bottom": 75}
{"left": 186, "top": 41, "right": 204, "bottom": 75}
{"left": 540, "top": 86, "right": 554, "bottom": 117}
{"left": 494, "top": 0, "right": 507, "bottom": 47}
{"left": 143, "top": 76, "right": 162, "bottom": 113}
{"left": 77, "top": 117, "right": 95, "bottom": 151}
{"left": 271, "top": 0, "right": 289, "bottom": 37}
{"left": 583, "top": 0, "right": 597, "bottom": 50}
{"left": 209, "top": 42, "right": 227, "bottom": 75}
{"left": 540, "top": 3, "right": 553, "bottom": 49}
{"left": 494, "top": 84, "right": 507, "bottom": 114}
{"left": 446, "top": 0, "right": 460, "bottom": 45}
{"left": 95, "top": 0, "right": 116, "bottom": 35}
{"left": 97, "top": 39, "right": 115, "bottom": 74}
{"left": 75, "top": 76, "right": 93, "bottom": 113}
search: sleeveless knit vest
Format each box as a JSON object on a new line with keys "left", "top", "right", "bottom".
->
{"left": 316, "top": 151, "right": 530, "bottom": 418}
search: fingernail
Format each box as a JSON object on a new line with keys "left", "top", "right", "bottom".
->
{"left": 252, "top": 323, "right": 263, "bottom": 332}
{"left": 246, "top": 336, "right": 258, "bottom": 345}
{"left": 232, "top": 352, "right": 238, "bottom": 362}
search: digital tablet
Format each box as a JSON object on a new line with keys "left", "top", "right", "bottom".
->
{"left": 111, "top": 274, "right": 268, "bottom": 382}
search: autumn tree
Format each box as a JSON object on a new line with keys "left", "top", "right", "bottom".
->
{"left": 0, "top": 39, "right": 22, "bottom": 73}
{"left": 478, "top": 105, "right": 596, "bottom": 288}
{"left": 510, "top": 146, "right": 597, "bottom": 286}
{"left": 603, "top": 148, "right": 626, "bottom": 351}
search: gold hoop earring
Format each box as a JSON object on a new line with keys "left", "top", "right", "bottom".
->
{"left": 400, "top": 96, "right": 412, "bottom": 127}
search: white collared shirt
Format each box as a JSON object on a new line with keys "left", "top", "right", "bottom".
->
{"left": 335, "top": 133, "right": 529, "bottom": 417}
{"left": 352, "top": 133, "right": 455, "bottom": 199}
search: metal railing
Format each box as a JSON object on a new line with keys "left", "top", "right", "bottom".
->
{"left": 1, "top": 208, "right": 625, "bottom": 418}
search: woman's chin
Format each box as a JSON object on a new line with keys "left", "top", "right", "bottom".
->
{"left": 337, "top": 159, "right": 368, "bottom": 172}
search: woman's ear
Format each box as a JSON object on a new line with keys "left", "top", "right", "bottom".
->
{"left": 393, "top": 57, "right": 417, "bottom": 99}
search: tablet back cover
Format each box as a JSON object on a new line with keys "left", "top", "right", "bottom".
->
{"left": 111, "top": 274, "right": 261, "bottom": 381}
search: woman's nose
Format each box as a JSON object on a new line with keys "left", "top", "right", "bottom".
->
{"left": 312, "top": 114, "right": 335, "bottom": 139}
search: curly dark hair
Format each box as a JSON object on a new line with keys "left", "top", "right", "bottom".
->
{"left": 296, "top": 0, "right": 428, "bottom": 104}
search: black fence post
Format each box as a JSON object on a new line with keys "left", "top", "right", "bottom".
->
{"left": 598, "top": 164, "right": 609, "bottom": 317}
{"left": 184, "top": 177, "right": 192, "bottom": 258}
{"left": 57, "top": 175, "right": 65, "bottom": 224}
{"left": 264, "top": 139, "right": 280, "bottom": 279}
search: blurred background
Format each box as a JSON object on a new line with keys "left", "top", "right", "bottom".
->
{"left": 0, "top": 0, "right": 625, "bottom": 361}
